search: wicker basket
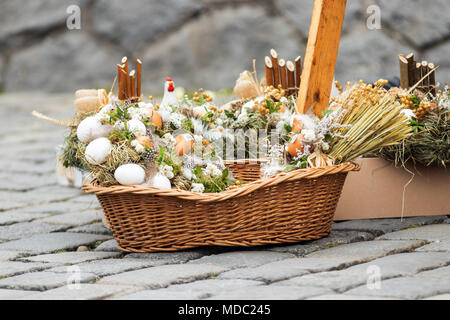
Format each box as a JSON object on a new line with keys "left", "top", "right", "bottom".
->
{"left": 83, "top": 161, "right": 359, "bottom": 252}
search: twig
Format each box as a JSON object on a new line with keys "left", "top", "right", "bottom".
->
{"left": 270, "top": 49, "right": 280, "bottom": 88}
{"left": 265, "top": 56, "right": 273, "bottom": 87}
{"left": 279, "top": 59, "right": 287, "bottom": 90}
{"left": 407, "top": 65, "right": 440, "bottom": 94}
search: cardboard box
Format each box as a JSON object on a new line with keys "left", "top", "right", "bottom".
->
{"left": 335, "top": 158, "right": 450, "bottom": 220}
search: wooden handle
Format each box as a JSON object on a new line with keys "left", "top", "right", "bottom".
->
{"left": 296, "top": 0, "right": 347, "bottom": 116}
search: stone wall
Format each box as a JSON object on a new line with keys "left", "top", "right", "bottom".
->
{"left": 0, "top": 0, "right": 448, "bottom": 94}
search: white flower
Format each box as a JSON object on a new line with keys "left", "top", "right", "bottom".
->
{"left": 193, "top": 135, "right": 203, "bottom": 143}
{"left": 131, "top": 139, "right": 146, "bottom": 153}
{"left": 182, "top": 167, "right": 193, "bottom": 180}
{"left": 114, "top": 121, "right": 125, "bottom": 131}
{"left": 162, "top": 133, "right": 176, "bottom": 148}
{"left": 129, "top": 107, "right": 149, "bottom": 122}
{"left": 204, "top": 163, "right": 222, "bottom": 178}
{"left": 160, "top": 165, "right": 174, "bottom": 179}
{"left": 191, "top": 183, "right": 205, "bottom": 193}
{"left": 321, "top": 142, "right": 330, "bottom": 152}
{"left": 400, "top": 108, "right": 416, "bottom": 119}
{"left": 169, "top": 112, "right": 185, "bottom": 129}
{"left": 302, "top": 129, "right": 316, "bottom": 142}
{"left": 216, "top": 118, "right": 223, "bottom": 126}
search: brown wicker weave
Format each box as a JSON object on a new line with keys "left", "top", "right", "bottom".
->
{"left": 83, "top": 161, "right": 359, "bottom": 253}
{"left": 223, "top": 159, "right": 268, "bottom": 182}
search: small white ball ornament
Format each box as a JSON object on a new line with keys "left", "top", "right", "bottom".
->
{"left": 114, "top": 164, "right": 146, "bottom": 185}
{"left": 77, "top": 116, "right": 113, "bottom": 143}
{"left": 85, "top": 137, "right": 112, "bottom": 165}
{"left": 127, "top": 119, "right": 147, "bottom": 136}
{"left": 151, "top": 173, "right": 171, "bottom": 189}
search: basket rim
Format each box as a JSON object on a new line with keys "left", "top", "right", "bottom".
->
{"left": 82, "top": 161, "right": 359, "bottom": 203}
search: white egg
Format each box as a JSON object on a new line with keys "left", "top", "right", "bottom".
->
{"left": 127, "top": 119, "right": 147, "bottom": 136}
{"left": 77, "top": 116, "right": 113, "bottom": 143}
{"left": 85, "top": 138, "right": 112, "bottom": 165}
{"left": 151, "top": 173, "right": 171, "bottom": 189}
{"left": 114, "top": 164, "right": 146, "bottom": 185}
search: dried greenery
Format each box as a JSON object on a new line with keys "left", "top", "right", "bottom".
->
{"left": 379, "top": 107, "right": 450, "bottom": 167}
{"left": 328, "top": 81, "right": 412, "bottom": 163}
{"left": 60, "top": 130, "right": 89, "bottom": 171}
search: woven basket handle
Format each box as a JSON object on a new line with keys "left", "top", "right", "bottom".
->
{"left": 296, "top": 0, "right": 347, "bottom": 116}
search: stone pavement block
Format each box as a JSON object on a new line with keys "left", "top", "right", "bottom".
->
{"left": 70, "top": 195, "right": 101, "bottom": 205}
{"left": 306, "top": 240, "right": 425, "bottom": 260}
{"left": 99, "top": 264, "right": 228, "bottom": 289}
{"left": 16, "top": 201, "right": 99, "bottom": 215}
{"left": 307, "top": 294, "right": 397, "bottom": 300}
{"left": 0, "top": 261, "right": 54, "bottom": 278}
{"left": 208, "top": 285, "right": 333, "bottom": 300}
{"left": 414, "top": 266, "right": 450, "bottom": 280}
{"left": 49, "top": 258, "right": 159, "bottom": 277}
{"left": 0, "top": 172, "right": 56, "bottom": 191}
{"left": 22, "top": 186, "right": 84, "bottom": 204}
{"left": 0, "top": 221, "right": 68, "bottom": 240}
{"left": 0, "top": 232, "right": 111, "bottom": 254}
{"left": 378, "top": 224, "right": 450, "bottom": 241}
{"left": 424, "top": 294, "right": 450, "bottom": 300}
{"left": 68, "top": 223, "right": 112, "bottom": 236}
{"left": 278, "top": 252, "right": 450, "bottom": 292}
{"left": 95, "top": 239, "right": 119, "bottom": 252}
{"left": 124, "top": 250, "right": 209, "bottom": 264}
{"left": 0, "top": 288, "right": 35, "bottom": 300}
{"left": 345, "top": 277, "right": 450, "bottom": 300}
{"left": 268, "top": 231, "right": 374, "bottom": 256}
{"left": 115, "top": 279, "right": 263, "bottom": 300}
{"left": 20, "top": 251, "right": 121, "bottom": 264}
{"left": 218, "top": 257, "right": 358, "bottom": 283}
{"left": 0, "top": 212, "right": 50, "bottom": 225}
{"left": 415, "top": 240, "right": 450, "bottom": 252}
{"left": 333, "top": 216, "right": 447, "bottom": 236}
{"left": 20, "top": 284, "right": 136, "bottom": 300}
{"left": 0, "top": 250, "right": 21, "bottom": 261}
{"left": 0, "top": 271, "right": 97, "bottom": 291}
{"left": 189, "top": 251, "right": 294, "bottom": 269}
{"left": 41, "top": 210, "right": 102, "bottom": 226}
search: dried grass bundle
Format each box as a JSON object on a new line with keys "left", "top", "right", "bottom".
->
{"left": 328, "top": 81, "right": 412, "bottom": 163}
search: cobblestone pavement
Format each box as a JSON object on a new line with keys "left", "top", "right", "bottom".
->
{"left": 0, "top": 93, "right": 449, "bottom": 300}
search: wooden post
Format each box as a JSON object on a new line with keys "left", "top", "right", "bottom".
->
{"left": 295, "top": 56, "right": 302, "bottom": 89}
{"left": 130, "top": 70, "right": 136, "bottom": 99}
{"left": 270, "top": 49, "right": 280, "bottom": 88}
{"left": 416, "top": 62, "right": 422, "bottom": 87}
{"left": 264, "top": 56, "right": 274, "bottom": 87}
{"left": 428, "top": 62, "right": 436, "bottom": 96}
{"left": 421, "top": 61, "right": 429, "bottom": 88}
{"left": 287, "top": 61, "right": 296, "bottom": 96}
{"left": 279, "top": 59, "right": 287, "bottom": 90}
{"left": 406, "top": 53, "right": 415, "bottom": 87}
{"left": 136, "top": 59, "right": 142, "bottom": 98}
{"left": 296, "top": 0, "right": 347, "bottom": 116}
{"left": 398, "top": 54, "right": 409, "bottom": 89}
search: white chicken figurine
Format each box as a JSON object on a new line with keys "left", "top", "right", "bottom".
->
{"left": 158, "top": 77, "right": 179, "bottom": 123}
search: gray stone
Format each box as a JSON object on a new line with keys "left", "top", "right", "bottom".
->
{"left": 49, "top": 258, "right": 159, "bottom": 277}
{"left": 345, "top": 277, "right": 450, "bottom": 300}
{"left": 424, "top": 294, "right": 450, "bottom": 300}
{"left": 142, "top": 5, "right": 303, "bottom": 92}
{"left": 278, "top": 252, "right": 450, "bottom": 292}
{"left": 378, "top": 224, "right": 450, "bottom": 241}
{"left": 6, "top": 201, "right": 98, "bottom": 216}
{"left": 115, "top": 279, "right": 262, "bottom": 300}
{"left": 0, "top": 232, "right": 111, "bottom": 254}
{"left": 20, "top": 284, "right": 136, "bottom": 300}
{"left": 333, "top": 216, "right": 447, "bottom": 236}
{"left": 307, "top": 294, "right": 396, "bottom": 300}
{"left": 218, "top": 257, "right": 359, "bottom": 283}
{"left": 20, "top": 251, "right": 121, "bottom": 264}
{"left": 99, "top": 264, "right": 228, "bottom": 289}
{"left": 269, "top": 230, "right": 374, "bottom": 256}
{"left": 208, "top": 285, "right": 333, "bottom": 300}
{"left": 0, "top": 289, "right": 34, "bottom": 300}
{"left": 306, "top": 240, "right": 425, "bottom": 260}
{"left": 376, "top": 0, "right": 450, "bottom": 47}
{"left": 95, "top": 239, "right": 119, "bottom": 252}
{"left": 0, "top": 261, "right": 54, "bottom": 278}
{"left": 335, "top": 29, "right": 412, "bottom": 83}
{"left": 416, "top": 240, "right": 450, "bottom": 252}
{"left": 0, "top": 172, "right": 56, "bottom": 191}
{"left": 68, "top": 223, "right": 112, "bottom": 236}
{"left": 41, "top": 210, "right": 102, "bottom": 226}
{"left": 0, "top": 211, "right": 50, "bottom": 226}
{"left": 189, "top": 251, "right": 294, "bottom": 269}
{"left": 91, "top": 0, "right": 203, "bottom": 51}
{"left": 0, "top": 221, "right": 68, "bottom": 240}
{"left": 124, "top": 250, "right": 209, "bottom": 264}
{"left": 0, "top": 251, "right": 21, "bottom": 261}
{"left": 414, "top": 266, "right": 450, "bottom": 281}
{"left": 0, "top": 271, "right": 97, "bottom": 291}
{"left": 5, "top": 32, "right": 123, "bottom": 92}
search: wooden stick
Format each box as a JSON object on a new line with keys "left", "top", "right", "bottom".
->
{"left": 121, "top": 57, "right": 129, "bottom": 99}
{"left": 270, "top": 49, "right": 280, "bottom": 88}
{"left": 428, "top": 62, "right": 436, "bottom": 96}
{"left": 287, "top": 61, "right": 296, "bottom": 96}
{"left": 121, "top": 69, "right": 129, "bottom": 99}
{"left": 117, "top": 64, "right": 126, "bottom": 100}
{"left": 405, "top": 53, "right": 415, "bottom": 87}
{"left": 279, "top": 59, "right": 287, "bottom": 90}
{"left": 416, "top": 62, "right": 422, "bottom": 88}
{"left": 398, "top": 54, "right": 409, "bottom": 89}
{"left": 136, "top": 59, "right": 142, "bottom": 98}
{"left": 295, "top": 56, "right": 302, "bottom": 88}
{"left": 297, "top": 0, "right": 347, "bottom": 116}
{"left": 421, "top": 61, "right": 429, "bottom": 87}
{"left": 129, "top": 70, "right": 136, "bottom": 99}
{"left": 264, "top": 56, "right": 273, "bottom": 87}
